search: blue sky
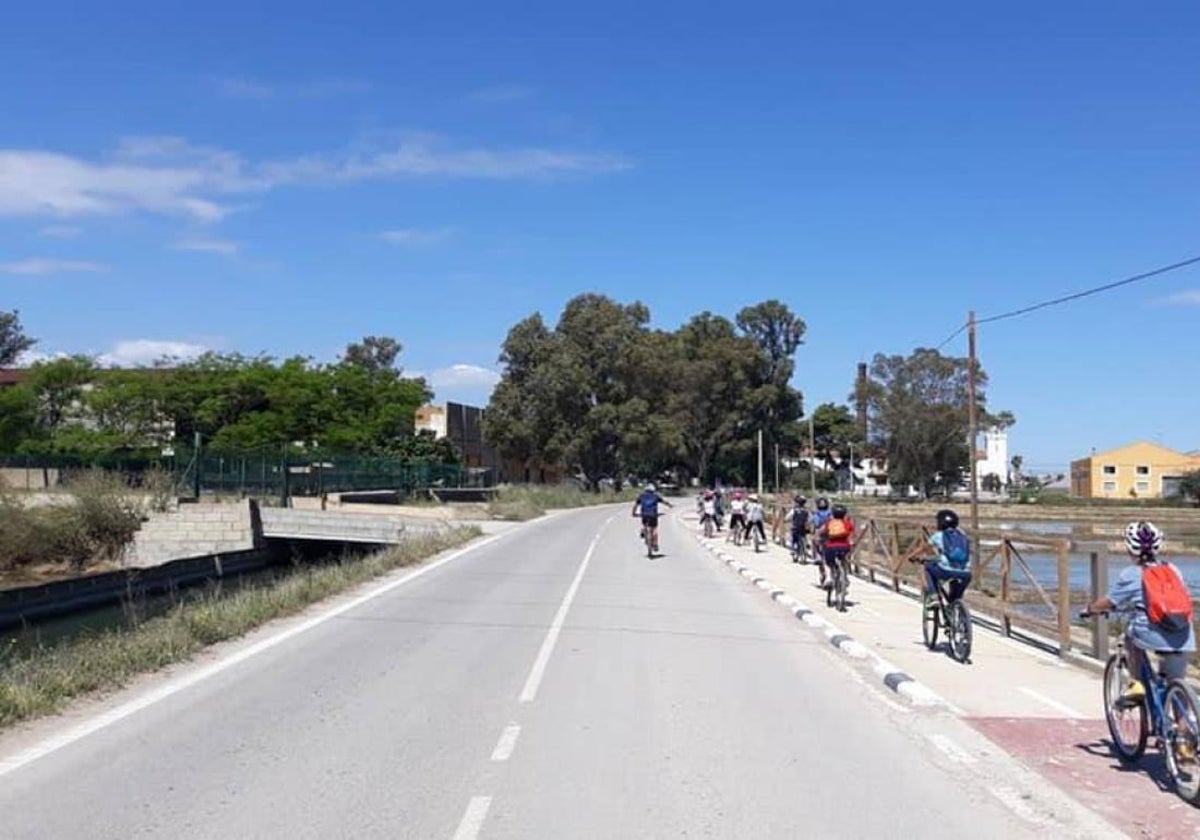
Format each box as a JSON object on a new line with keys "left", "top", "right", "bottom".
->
{"left": 3, "top": 1, "right": 1200, "bottom": 472}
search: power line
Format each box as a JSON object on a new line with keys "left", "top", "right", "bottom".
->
{"left": 934, "top": 321, "right": 968, "bottom": 351}
{"left": 976, "top": 253, "right": 1200, "bottom": 326}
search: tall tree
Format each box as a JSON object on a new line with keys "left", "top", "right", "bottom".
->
{"left": 342, "top": 336, "right": 402, "bottom": 373}
{"left": 0, "top": 309, "right": 36, "bottom": 366}
{"left": 864, "top": 347, "right": 1010, "bottom": 497}
{"left": 809, "top": 402, "right": 866, "bottom": 468}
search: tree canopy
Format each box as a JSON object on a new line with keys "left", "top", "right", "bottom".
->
{"left": 0, "top": 310, "right": 35, "bottom": 366}
{"left": 483, "top": 295, "right": 806, "bottom": 488}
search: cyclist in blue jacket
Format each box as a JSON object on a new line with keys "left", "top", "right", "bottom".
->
{"left": 925, "top": 509, "right": 972, "bottom": 606}
{"left": 632, "top": 483, "right": 672, "bottom": 552}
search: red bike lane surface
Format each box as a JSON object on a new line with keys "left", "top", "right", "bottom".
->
{"left": 968, "top": 716, "right": 1200, "bottom": 839}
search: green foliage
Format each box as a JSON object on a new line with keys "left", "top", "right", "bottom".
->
{"left": 809, "top": 402, "right": 865, "bottom": 466}
{"left": 484, "top": 296, "right": 807, "bottom": 488}
{"left": 0, "top": 309, "right": 35, "bottom": 366}
{"left": 864, "top": 347, "right": 1011, "bottom": 498}
{"left": 1180, "top": 470, "right": 1200, "bottom": 507}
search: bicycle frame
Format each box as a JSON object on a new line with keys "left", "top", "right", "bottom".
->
{"left": 1136, "top": 654, "right": 1171, "bottom": 736}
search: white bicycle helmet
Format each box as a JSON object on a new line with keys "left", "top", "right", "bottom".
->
{"left": 645, "top": 483, "right": 656, "bottom": 493}
{"left": 1123, "top": 521, "right": 1163, "bottom": 557}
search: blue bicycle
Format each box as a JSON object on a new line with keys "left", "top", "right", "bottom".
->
{"left": 1082, "top": 610, "right": 1200, "bottom": 806}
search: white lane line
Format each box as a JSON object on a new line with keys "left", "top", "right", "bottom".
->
{"left": 519, "top": 520, "right": 609, "bottom": 703}
{"left": 0, "top": 532, "right": 506, "bottom": 780}
{"left": 490, "top": 724, "right": 521, "bottom": 762}
{"left": 452, "top": 796, "right": 493, "bottom": 840}
{"left": 926, "top": 733, "right": 978, "bottom": 765}
{"left": 1017, "top": 687, "right": 1084, "bottom": 718}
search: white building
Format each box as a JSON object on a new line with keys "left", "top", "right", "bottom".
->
{"left": 975, "top": 427, "right": 1010, "bottom": 490}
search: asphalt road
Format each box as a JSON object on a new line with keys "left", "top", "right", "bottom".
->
{"left": 0, "top": 507, "right": 1116, "bottom": 839}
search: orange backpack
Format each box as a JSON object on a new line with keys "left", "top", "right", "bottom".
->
{"left": 1142, "top": 563, "right": 1194, "bottom": 634}
{"left": 826, "top": 518, "right": 849, "bottom": 540}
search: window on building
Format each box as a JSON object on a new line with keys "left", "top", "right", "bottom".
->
{"left": 1102, "top": 481, "right": 1118, "bottom": 493}
{"left": 1135, "top": 481, "right": 1150, "bottom": 493}
{"left": 1102, "top": 465, "right": 1117, "bottom": 475}
{"left": 1136, "top": 465, "right": 1150, "bottom": 476}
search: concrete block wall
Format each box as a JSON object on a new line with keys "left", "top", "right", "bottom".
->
{"left": 258, "top": 508, "right": 423, "bottom": 544}
{"left": 125, "top": 502, "right": 257, "bottom": 568}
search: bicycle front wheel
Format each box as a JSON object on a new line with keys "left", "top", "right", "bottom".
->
{"left": 1164, "top": 680, "right": 1200, "bottom": 804}
{"left": 922, "top": 598, "right": 940, "bottom": 650}
{"left": 947, "top": 600, "right": 972, "bottom": 663}
{"left": 836, "top": 562, "right": 848, "bottom": 612}
{"left": 1103, "top": 653, "right": 1148, "bottom": 764}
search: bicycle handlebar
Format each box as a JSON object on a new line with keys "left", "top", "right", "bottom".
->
{"left": 1079, "top": 610, "right": 1110, "bottom": 619}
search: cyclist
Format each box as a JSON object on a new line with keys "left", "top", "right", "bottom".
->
{"left": 713, "top": 487, "right": 725, "bottom": 532}
{"left": 633, "top": 483, "right": 672, "bottom": 552}
{"left": 727, "top": 490, "right": 747, "bottom": 543}
{"left": 1086, "top": 521, "right": 1196, "bottom": 703}
{"left": 785, "top": 495, "right": 809, "bottom": 563}
{"left": 822, "top": 503, "right": 854, "bottom": 590}
{"left": 925, "top": 509, "right": 972, "bottom": 606}
{"left": 812, "top": 497, "right": 833, "bottom": 585}
{"left": 699, "top": 489, "right": 717, "bottom": 536}
{"left": 745, "top": 493, "right": 767, "bottom": 546}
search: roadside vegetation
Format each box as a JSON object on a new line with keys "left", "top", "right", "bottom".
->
{"left": 486, "top": 484, "right": 642, "bottom": 521}
{"left": 0, "top": 526, "right": 480, "bottom": 729}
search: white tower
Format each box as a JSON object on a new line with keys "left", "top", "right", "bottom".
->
{"left": 976, "top": 427, "right": 1010, "bottom": 490}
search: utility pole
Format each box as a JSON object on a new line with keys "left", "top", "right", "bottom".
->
{"left": 967, "top": 310, "right": 980, "bottom": 569}
{"left": 757, "top": 429, "right": 764, "bottom": 495}
{"left": 809, "top": 416, "right": 817, "bottom": 496}
{"left": 774, "top": 442, "right": 780, "bottom": 492}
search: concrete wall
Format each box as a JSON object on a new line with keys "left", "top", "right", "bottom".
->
{"left": 124, "top": 501, "right": 257, "bottom": 568}
{"left": 0, "top": 467, "right": 62, "bottom": 491}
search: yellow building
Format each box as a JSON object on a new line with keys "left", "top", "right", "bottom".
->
{"left": 1070, "top": 441, "right": 1200, "bottom": 499}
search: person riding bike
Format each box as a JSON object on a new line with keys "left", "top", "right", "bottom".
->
{"left": 785, "top": 495, "right": 809, "bottom": 563}
{"left": 699, "top": 489, "right": 718, "bottom": 535}
{"left": 633, "top": 483, "right": 672, "bottom": 552}
{"left": 745, "top": 493, "right": 767, "bottom": 545}
{"left": 1086, "top": 521, "right": 1196, "bottom": 703}
{"left": 727, "top": 490, "right": 747, "bottom": 542}
{"left": 821, "top": 503, "right": 854, "bottom": 590}
{"left": 812, "top": 497, "right": 833, "bottom": 585}
{"left": 925, "top": 509, "right": 972, "bottom": 606}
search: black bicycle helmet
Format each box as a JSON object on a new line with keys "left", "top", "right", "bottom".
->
{"left": 831, "top": 503, "right": 848, "bottom": 518}
{"left": 936, "top": 509, "right": 959, "bottom": 531}
{"left": 794, "top": 494, "right": 807, "bottom": 505}
{"left": 816, "top": 496, "right": 829, "bottom": 510}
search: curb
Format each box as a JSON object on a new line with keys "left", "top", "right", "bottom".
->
{"left": 693, "top": 533, "right": 950, "bottom": 710}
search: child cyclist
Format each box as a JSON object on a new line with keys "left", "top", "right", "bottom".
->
{"left": 812, "top": 497, "right": 833, "bottom": 585}
{"left": 745, "top": 493, "right": 767, "bottom": 546}
{"left": 822, "top": 504, "right": 854, "bottom": 590}
{"left": 925, "top": 509, "right": 973, "bottom": 605}
{"left": 1087, "top": 521, "right": 1195, "bottom": 703}
{"left": 727, "top": 491, "right": 747, "bottom": 544}
{"left": 785, "top": 495, "right": 809, "bottom": 563}
{"left": 632, "top": 483, "right": 673, "bottom": 552}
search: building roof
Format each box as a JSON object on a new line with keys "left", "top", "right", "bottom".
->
{"left": 1080, "top": 440, "right": 1196, "bottom": 463}
{"left": 0, "top": 368, "right": 27, "bottom": 386}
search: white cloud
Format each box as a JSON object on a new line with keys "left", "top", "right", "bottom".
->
{"left": 470, "top": 84, "right": 534, "bottom": 103}
{"left": 216, "top": 77, "right": 274, "bottom": 99}
{"left": 380, "top": 226, "right": 456, "bottom": 246}
{"left": 0, "top": 257, "right": 108, "bottom": 276}
{"left": 215, "top": 76, "right": 369, "bottom": 99}
{"left": 37, "top": 224, "right": 82, "bottom": 238}
{"left": 0, "top": 134, "right": 631, "bottom": 223}
{"left": 1158, "top": 290, "right": 1200, "bottom": 306}
{"left": 430, "top": 364, "right": 501, "bottom": 389}
{"left": 172, "top": 238, "right": 241, "bottom": 255}
{"left": 98, "top": 339, "right": 210, "bottom": 367}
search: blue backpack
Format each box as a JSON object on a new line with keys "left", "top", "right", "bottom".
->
{"left": 942, "top": 528, "right": 970, "bottom": 566}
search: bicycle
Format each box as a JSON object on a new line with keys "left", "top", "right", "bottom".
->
{"left": 751, "top": 522, "right": 764, "bottom": 553}
{"left": 702, "top": 514, "right": 715, "bottom": 539}
{"left": 911, "top": 558, "right": 973, "bottom": 663}
{"left": 1081, "top": 610, "right": 1200, "bottom": 806}
{"left": 826, "top": 550, "right": 850, "bottom": 612}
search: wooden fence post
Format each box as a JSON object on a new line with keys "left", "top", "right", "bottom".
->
{"left": 1057, "top": 540, "right": 1071, "bottom": 656}
{"left": 1000, "top": 540, "right": 1011, "bottom": 638}
{"left": 1090, "top": 551, "right": 1109, "bottom": 661}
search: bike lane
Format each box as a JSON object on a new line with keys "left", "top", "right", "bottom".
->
{"left": 693, "top": 521, "right": 1200, "bottom": 839}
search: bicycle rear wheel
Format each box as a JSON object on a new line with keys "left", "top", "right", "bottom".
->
{"left": 922, "top": 598, "right": 939, "bottom": 650}
{"left": 835, "top": 560, "right": 848, "bottom": 612}
{"left": 826, "top": 565, "right": 836, "bottom": 608}
{"left": 1103, "top": 653, "right": 1148, "bottom": 764}
{"left": 947, "top": 600, "right": 972, "bottom": 663}
{"left": 1164, "top": 680, "right": 1200, "bottom": 804}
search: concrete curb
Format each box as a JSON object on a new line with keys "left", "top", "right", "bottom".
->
{"left": 694, "top": 534, "right": 950, "bottom": 710}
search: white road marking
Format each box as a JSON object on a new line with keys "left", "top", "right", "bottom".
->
{"left": 452, "top": 796, "right": 493, "bottom": 840}
{"left": 0, "top": 532, "right": 506, "bottom": 780}
{"left": 519, "top": 521, "right": 609, "bottom": 703}
{"left": 1017, "top": 686, "right": 1084, "bottom": 718}
{"left": 490, "top": 724, "right": 521, "bottom": 762}
{"left": 926, "top": 733, "right": 978, "bottom": 765}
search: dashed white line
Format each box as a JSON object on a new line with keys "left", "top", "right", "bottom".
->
{"left": 490, "top": 724, "right": 521, "bottom": 762}
{"left": 1018, "top": 686, "right": 1084, "bottom": 718}
{"left": 519, "top": 520, "right": 609, "bottom": 703}
{"left": 452, "top": 796, "right": 493, "bottom": 840}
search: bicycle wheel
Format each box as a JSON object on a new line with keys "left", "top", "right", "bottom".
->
{"left": 922, "top": 597, "right": 939, "bottom": 650}
{"left": 826, "top": 564, "right": 836, "bottom": 607}
{"left": 704, "top": 518, "right": 713, "bottom": 538}
{"left": 947, "top": 600, "right": 972, "bottom": 663}
{"left": 1103, "top": 653, "right": 1148, "bottom": 764}
{"left": 1164, "top": 680, "right": 1200, "bottom": 804}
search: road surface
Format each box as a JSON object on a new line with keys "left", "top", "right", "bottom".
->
{"left": 0, "top": 507, "right": 1118, "bottom": 838}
